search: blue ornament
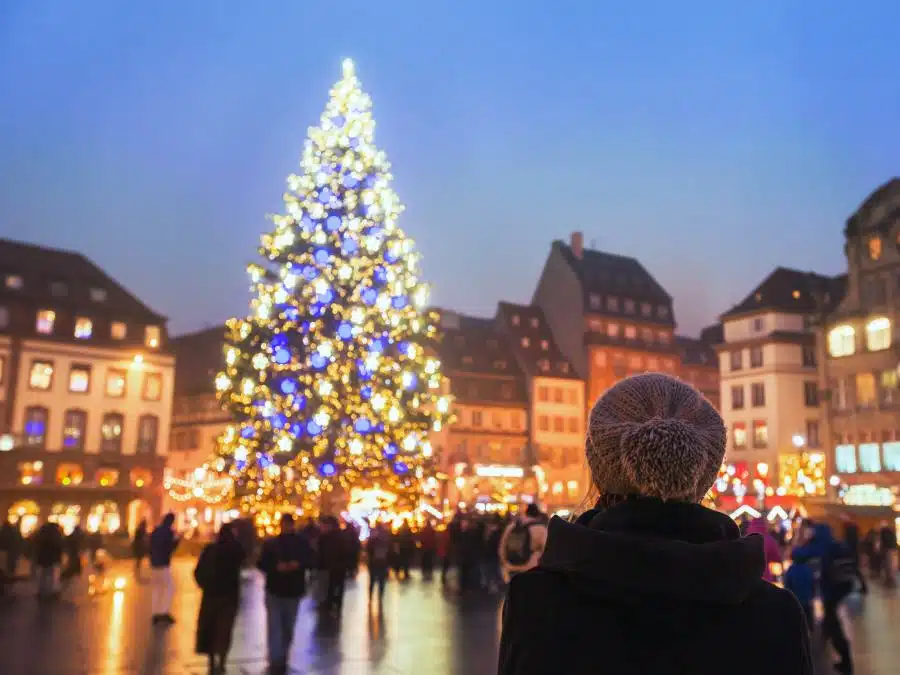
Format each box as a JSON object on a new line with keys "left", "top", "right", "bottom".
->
{"left": 361, "top": 288, "right": 377, "bottom": 305}
{"left": 320, "top": 462, "right": 336, "bottom": 477}
{"left": 310, "top": 304, "right": 325, "bottom": 317}
{"left": 342, "top": 237, "right": 358, "bottom": 254}
{"left": 307, "top": 420, "right": 322, "bottom": 436}
{"left": 280, "top": 379, "right": 297, "bottom": 395}
{"left": 274, "top": 347, "right": 291, "bottom": 364}
{"left": 331, "top": 115, "right": 345, "bottom": 128}
{"left": 398, "top": 341, "right": 412, "bottom": 357}
{"left": 317, "top": 289, "right": 334, "bottom": 304}
{"left": 363, "top": 174, "right": 376, "bottom": 188}
{"left": 300, "top": 215, "right": 314, "bottom": 231}
{"left": 368, "top": 226, "right": 383, "bottom": 237}
{"left": 314, "top": 249, "right": 330, "bottom": 265}
{"left": 271, "top": 334, "right": 288, "bottom": 349}
{"left": 373, "top": 267, "right": 387, "bottom": 285}
{"left": 357, "top": 362, "right": 372, "bottom": 380}
{"left": 302, "top": 265, "right": 318, "bottom": 280}
{"left": 369, "top": 339, "right": 384, "bottom": 353}
{"left": 311, "top": 353, "right": 327, "bottom": 369}
{"left": 272, "top": 414, "right": 287, "bottom": 429}
{"left": 404, "top": 373, "right": 418, "bottom": 390}
{"left": 349, "top": 137, "right": 359, "bottom": 149}
{"left": 319, "top": 188, "right": 333, "bottom": 203}
{"left": 342, "top": 174, "right": 358, "bottom": 189}
{"left": 300, "top": 321, "right": 312, "bottom": 333}
{"left": 384, "top": 443, "right": 398, "bottom": 457}
{"left": 284, "top": 307, "right": 300, "bottom": 321}
{"left": 326, "top": 215, "right": 342, "bottom": 232}
{"left": 392, "top": 295, "right": 408, "bottom": 309}
{"left": 385, "top": 249, "right": 399, "bottom": 263}
{"left": 293, "top": 395, "right": 306, "bottom": 410}
{"left": 259, "top": 454, "right": 271, "bottom": 468}
{"left": 393, "top": 462, "right": 408, "bottom": 475}
{"left": 337, "top": 322, "right": 353, "bottom": 340}
{"left": 290, "top": 422, "right": 303, "bottom": 436}
{"left": 241, "top": 426, "right": 255, "bottom": 439}
{"left": 360, "top": 386, "right": 372, "bottom": 399}
{"left": 354, "top": 418, "right": 372, "bottom": 433}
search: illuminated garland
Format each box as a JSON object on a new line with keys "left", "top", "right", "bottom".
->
{"left": 165, "top": 470, "right": 233, "bottom": 505}
{"left": 215, "top": 59, "right": 452, "bottom": 511}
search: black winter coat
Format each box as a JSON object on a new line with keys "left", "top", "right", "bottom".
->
{"left": 499, "top": 499, "right": 813, "bottom": 675}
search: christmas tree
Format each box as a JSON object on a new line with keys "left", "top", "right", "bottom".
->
{"left": 216, "top": 60, "right": 451, "bottom": 514}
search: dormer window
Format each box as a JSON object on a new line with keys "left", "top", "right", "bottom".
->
{"left": 50, "top": 281, "right": 67, "bottom": 297}
{"left": 111, "top": 321, "right": 127, "bottom": 340}
{"left": 559, "top": 363, "right": 569, "bottom": 374}
{"left": 494, "top": 360, "right": 507, "bottom": 370}
{"left": 624, "top": 299, "right": 636, "bottom": 314}
{"left": 36, "top": 310, "right": 55, "bottom": 335}
{"left": 530, "top": 317, "right": 539, "bottom": 328}
{"left": 5, "top": 275, "right": 23, "bottom": 290}
{"left": 521, "top": 337, "right": 530, "bottom": 348}
{"left": 74, "top": 317, "right": 93, "bottom": 339}
{"left": 145, "top": 325, "right": 161, "bottom": 349}
{"left": 869, "top": 236, "right": 883, "bottom": 261}
{"left": 537, "top": 359, "right": 550, "bottom": 372}
{"left": 90, "top": 287, "right": 107, "bottom": 303}
{"left": 641, "top": 303, "right": 652, "bottom": 317}
{"left": 511, "top": 314, "right": 520, "bottom": 326}
{"left": 540, "top": 340, "right": 549, "bottom": 351}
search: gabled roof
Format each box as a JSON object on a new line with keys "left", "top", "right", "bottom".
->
{"left": 555, "top": 240, "right": 672, "bottom": 305}
{"left": 0, "top": 237, "right": 166, "bottom": 321}
{"left": 495, "top": 302, "right": 579, "bottom": 380}
{"left": 171, "top": 325, "right": 226, "bottom": 395}
{"left": 721, "top": 267, "right": 846, "bottom": 320}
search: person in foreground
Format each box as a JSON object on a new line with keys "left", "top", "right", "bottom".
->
{"left": 498, "top": 373, "right": 813, "bottom": 675}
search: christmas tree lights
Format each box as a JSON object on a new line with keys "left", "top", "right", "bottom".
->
{"left": 216, "top": 59, "right": 451, "bottom": 513}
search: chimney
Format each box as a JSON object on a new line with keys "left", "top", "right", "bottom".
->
{"left": 570, "top": 231, "right": 584, "bottom": 259}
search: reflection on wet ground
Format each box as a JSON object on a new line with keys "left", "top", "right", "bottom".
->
{"left": 0, "top": 560, "right": 897, "bottom": 674}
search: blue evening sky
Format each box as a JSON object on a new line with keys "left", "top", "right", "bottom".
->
{"left": 1, "top": 2, "right": 897, "bottom": 335}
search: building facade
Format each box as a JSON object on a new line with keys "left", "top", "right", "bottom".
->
{"left": 533, "top": 233, "right": 680, "bottom": 408}
{"left": 716, "top": 267, "right": 845, "bottom": 499}
{"left": 0, "top": 239, "right": 173, "bottom": 535}
{"left": 676, "top": 325, "right": 721, "bottom": 410}
{"left": 824, "top": 179, "right": 900, "bottom": 501}
{"left": 495, "top": 302, "right": 588, "bottom": 510}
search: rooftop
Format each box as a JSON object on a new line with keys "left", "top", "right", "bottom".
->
{"left": 495, "top": 302, "right": 580, "bottom": 379}
{"left": 0, "top": 237, "right": 165, "bottom": 322}
{"left": 721, "top": 267, "right": 847, "bottom": 320}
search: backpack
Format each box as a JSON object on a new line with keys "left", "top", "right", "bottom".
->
{"left": 822, "top": 545, "right": 857, "bottom": 591}
{"left": 504, "top": 521, "right": 533, "bottom": 566}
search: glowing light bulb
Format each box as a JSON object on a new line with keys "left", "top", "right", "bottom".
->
{"left": 402, "top": 433, "right": 417, "bottom": 451}
{"left": 437, "top": 397, "right": 449, "bottom": 414}
{"left": 371, "top": 394, "right": 385, "bottom": 410}
{"left": 414, "top": 286, "right": 429, "bottom": 308}
{"left": 422, "top": 441, "right": 433, "bottom": 458}
{"left": 388, "top": 407, "right": 401, "bottom": 423}
{"left": 215, "top": 373, "right": 231, "bottom": 391}
{"left": 317, "top": 341, "right": 333, "bottom": 358}
{"left": 314, "top": 279, "right": 329, "bottom": 295}
{"left": 241, "top": 379, "right": 255, "bottom": 396}
{"left": 226, "top": 348, "right": 238, "bottom": 365}
{"left": 278, "top": 436, "right": 293, "bottom": 452}
{"left": 401, "top": 371, "right": 414, "bottom": 388}
{"left": 252, "top": 353, "right": 268, "bottom": 370}
{"left": 318, "top": 380, "right": 333, "bottom": 396}
{"left": 349, "top": 439, "right": 363, "bottom": 455}
{"left": 365, "top": 353, "right": 380, "bottom": 370}
{"left": 313, "top": 411, "right": 330, "bottom": 427}
{"left": 350, "top": 307, "right": 365, "bottom": 324}
{"left": 234, "top": 446, "right": 248, "bottom": 462}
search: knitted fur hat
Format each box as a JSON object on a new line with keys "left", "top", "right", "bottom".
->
{"left": 586, "top": 373, "right": 725, "bottom": 503}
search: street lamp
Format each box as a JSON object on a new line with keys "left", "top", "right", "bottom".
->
{"left": 792, "top": 434, "right": 806, "bottom": 449}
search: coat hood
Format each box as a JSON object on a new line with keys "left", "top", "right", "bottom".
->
{"left": 538, "top": 498, "right": 766, "bottom": 605}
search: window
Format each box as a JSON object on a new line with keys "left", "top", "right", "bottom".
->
{"left": 662, "top": 358, "right": 674, "bottom": 371}
{"left": 730, "top": 350, "right": 743, "bottom": 371}
{"left": 732, "top": 423, "right": 747, "bottom": 449}
{"left": 552, "top": 388, "right": 564, "bottom": 403}
{"left": 145, "top": 325, "right": 161, "bottom": 348}
{"left": 492, "top": 411, "right": 504, "bottom": 429}
{"left": 96, "top": 468, "right": 119, "bottom": 487}
{"left": 140, "top": 372, "right": 163, "bottom": 401}
{"left": 828, "top": 325, "right": 855, "bottom": 357}
{"left": 520, "top": 337, "right": 530, "bottom": 348}
{"left": 803, "top": 381, "right": 819, "bottom": 407}
{"left": 806, "top": 420, "right": 820, "bottom": 448}
{"left": 567, "top": 417, "right": 579, "bottom": 433}
{"left": 5, "top": 274, "right": 23, "bottom": 290}
{"left": 74, "top": 317, "right": 92, "bottom": 339}
{"left": 624, "top": 299, "right": 635, "bottom": 314}
{"left": 606, "top": 323, "right": 620, "bottom": 338}
{"left": 624, "top": 325, "right": 637, "bottom": 340}
{"left": 105, "top": 369, "right": 127, "bottom": 398}
{"left": 65, "top": 364, "right": 91, "bottom": 393}
{"left": 750, "top": 347, "right": 763, "bottom": 368}
{"left": 62, "top": 410, "right": 87, "bottom": 450}
{"left": 471, "top": 411, "right": 482, "bottom": 427}
{"left": 869, "top": 236, "right": 883, "bottom": 260}
{"left": 865, "top": 317, "right": 891, "bottom": 351}
{"left": 856, "top": 373, "right": 877, "bottom": 409}
{"left": 538, "top": 415, "right": 549, "bottom": 431}
{"left": 19, "top": 461, "right": 43, "bottom": 486}
{"left": 111, "top": 321, "right": 127, "bottom": 340}
{"left": 90, "top": 287, "right": 107, "bottom": 303}
{"left": 752, "top": 421, "right": 768, "bottom": 448}
{"left": 859, "top": 443, "right": 881, "bottom": 473}
{"left": 752, "top": 318, "right": 765, "bottom": 332}
{"left": 540, "top": 339, "right": 549, "bottom": 351}
{"left": 0, "top": 306, "right": 8, "bottom": 328}
{"left": 510, "top": 314, "right": 520, "bottom": 326}
{"left": 802, "top": 345, "right": 816, "bottom": 367}
{"left": 537, "top": 386, "right": 548, "bottom": 402}
{"left": 553, "top": 417, "right": 564, "bottom": 432}
{"left": 130, "top": 468, "right": 152, "bottom": 488}
{"left": 530, "top": 317, "right": 539, "bottom": 328}
{"left": 641, "top": 328, "right": 653, "bottom": 343}
{"left": 56, "top": 463, "right": 83, "bottom": 486}
{"left": 24, "top": 407, "right": 48, "bottom": 448}
{"left": 500, "top": 383, "right": 512, "bottom": 399}
{"left": 594, "top": 351, "right": 607, "bottom": 367}
{"left": 29, "top": 360, "right": 54, "bottom": 390}
{"left": 589, "top": 294, "right": 602, "bottom": 309}
{"left": 607, "top": 297, "right": 619, "bottom": 312}
{"left": 835, "top": 445, "right": 857, "bottom": 474}
{"left": 657, "top": 305, "right": 669, "bottom": 319}
{"left": 640, "top": 303, "right": 652, "bottom": 317}
{"left": 136, "top": 415, "right": 159, "bottom": 454}
{"left": 100, "top": 413, "right": 124, "bottom": 452}
{"left": 36, "top": 309, "right": 56, "bottom": 335}
{"left": 647, "top": 356, "right": 659, "bottom": 370}
{"left": 50, "top": 281, "right": 67, "bottom": 297}
{"left": 751, "top": 383, "right": 766, "bottom": 407}
{"left": 658, "top": 332, "right": 671, "bottom": 345}
{"left": 537, "top": 359, "right": 550, "bottom": 372}
{"left": 883, "top": 442, "right": 900, "bottom": 472}
{"left": 833, "top": 378, "right": 849, "bottom": 411}
{"left": 880, "top": 370, "right": 899, "bottom": 406}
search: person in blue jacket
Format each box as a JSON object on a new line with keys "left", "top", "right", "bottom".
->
{"left": 783, "top": 549, "right": 815, "bottom": 631}
{"left": 792, "top": 523, "right": 855, "bottom": 674}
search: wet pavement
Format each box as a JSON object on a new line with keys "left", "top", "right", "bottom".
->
{"left": 0, "top": 559, "right": 897, "bottom": 674}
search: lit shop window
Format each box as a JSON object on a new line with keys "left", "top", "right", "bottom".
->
{"left": 828, "top": 326, "right": 855, "bottom": 357}
{"left": 869, "top": 236, "right": 883, "bottom": 260}
{"left": 36, "top": 309, "right": 56, "bottom": 335}
{"left": 74, "top": 317, "right": 93, "bottom": 339}
{"left": 752, "top": 421, "right": 768, "bottom": 448}
{"left": 567, "top": 480, "right": 579, "bottom": 498}
{"left": 834, "top": 444, "right": 857, "bottom": 474}
{"left": 858, "top": 443, "right": 882, "bottom": 473}
{"left": 56, "top": 464, "right": 84, "bottom": 486}
{"left": 732, "top": 423, "right": 747, "bottom": 449}
{"left": 130, "top": 468, "right": 152, "bottom": 488}
{"left": 19, "top": 461, "right": 44, "bottom": 486}
{"left": 96, "top": 468, "right": 119, "bottom": 487}
{"left": 865, "top": 317, "right": 891, "bottom": 351}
